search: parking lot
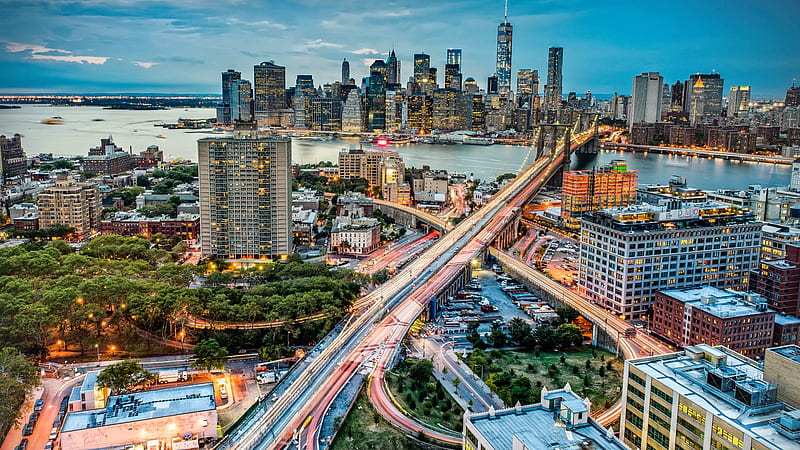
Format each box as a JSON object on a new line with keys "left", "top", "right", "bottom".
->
{"left": 430, "top": 266, "right": 560, "bottom": 341}
{"left": 540, "top": 238, "right": 580, "bottom": 286}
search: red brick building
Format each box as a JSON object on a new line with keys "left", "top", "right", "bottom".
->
{"left": 100, "top": 212, "right": 199, "bottom": 240}
{"left": 653, "top": 286, "right": 775, "bottom": 359}
{"left": 750, "top": 244, "right": 800, "bottom": 317}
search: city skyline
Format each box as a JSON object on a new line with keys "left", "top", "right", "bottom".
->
{"left": 0, "top": 0, "right": 798, "bottom": 97}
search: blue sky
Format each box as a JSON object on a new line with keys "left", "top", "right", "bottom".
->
{"left": 0, "top": 0, "right": 798, "bottom": 97}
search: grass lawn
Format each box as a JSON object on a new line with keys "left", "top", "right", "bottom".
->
{"left": 385, "top": 369, "right": 464, "bottom": 434}
{"left": 466, "top": 346, "right": 623, "bottom": 415}
{"left": 330, "top": 390, "right": 419, "bottom": 450}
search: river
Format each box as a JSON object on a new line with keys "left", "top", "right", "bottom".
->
{"left": 0, "top": 105, "right": 789, "bottom": 189}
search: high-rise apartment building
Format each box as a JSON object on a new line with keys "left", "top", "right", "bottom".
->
{"left": 683, "top": 73, "right": 724, "bottom": 124}
{"left": 37, "top": 174, "right": 101, "bottom": 239}
{"left": 561, "top": 160, "right": 638, "bottom": 228}
{"left": 253, "top": 61, "right": 286, "bottom": 127}
{"left": 629, "top": 72, "right": 664, "bottom": 127}
{"left": 495, "top": 14, "right": 513, "bottom": 96}
{"left": 0, "top": 133, "right": 28, "bottom": 181}
{"left": 579, "top": 202, "right": 759, "bottom": 317}
{"left": 750, "top": 242, "right": 800, "bottom": 317}
{"left": 728, "top": 85, "right": 751, "bottom": 117}
{"left": 620, "top": 344, "right": 800, "bottom": 450}
{"left": 446, "top": 48, "right": 461, "bottom": 68}
{"left": 198, "top": 122, "right": 291, "bottom": 262}
{"left": 341, "top": 58, "right": 350, "bottom": 83}
{"left": 545, "top": 47, "right": 564, "bottom": 111}
{"left": 652, "top": 286, "right": 775, "bottom": 358}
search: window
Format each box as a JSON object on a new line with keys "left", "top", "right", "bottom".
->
{"left": 679, "top": 403, "right": 706, "bottom": 424}
{"left": 652, "top": 386, "right": 673, "bottom": 404}
{"left": 648, "top": 425, "right": 670, "bottom": 447}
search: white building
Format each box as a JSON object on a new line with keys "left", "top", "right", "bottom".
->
{"left": 629, "top": 72, "right": 664, "bottom": 127}
{"left": 329, "top": 216, "right": 381, "bottom": 255}
{"left": 60, "top": 383, "right": 217, "bottom": 450}
{"left": 463, "top": 384, "right": 626, "bottom": 450}
{"left": 578, "top": 202, "right": 760, "bottom": 317}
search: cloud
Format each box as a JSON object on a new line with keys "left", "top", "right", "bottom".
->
{"left": 351, "top": 48, "right": 381, "bottom": 55}
{"left": 224, "top": 17, "right": 288, "bottom": 30}
{"left": 4, "top": 41, "right": 108, "bottom": 64}
{"left": 133, "top": 61, "right": 159, "bottom": 69}
{"left": 304, "top": 39, "right": 343, "bottom": 49}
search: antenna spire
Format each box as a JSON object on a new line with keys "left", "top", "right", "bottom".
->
{"left": 504, "top": 0, "right": 508, "bottom": 22}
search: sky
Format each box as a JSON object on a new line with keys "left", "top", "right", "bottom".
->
{"left": 0, "top": 0, "right": 798, "bottom": 98}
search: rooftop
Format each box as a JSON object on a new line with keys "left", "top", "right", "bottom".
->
{"left": 660, "top": 286, "right": 773, "bottom": 318}
{"left": 62, "top": 383, "right": 215, "bottom": 433}
{"left": 584, "top": 201, "right": 756, "bottom": 232}
{"left": 467, "top": 389, "right": 625, "bottom": 450}
{"left": 629, "top": 346, "right": 798, "bottom": 450}
{"left": 775, "top": 314, "right": 800, "bottom": 326}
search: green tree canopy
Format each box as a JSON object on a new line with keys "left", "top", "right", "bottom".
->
{"left": 97, "top": 359, "right": 157, "bottom": 396}
{"left": 192, "top": 338, "right": 228, "bottom": 371}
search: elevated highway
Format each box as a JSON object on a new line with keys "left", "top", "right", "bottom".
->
{"left": 213, "top": 120, "right": 600, "bottom": 449}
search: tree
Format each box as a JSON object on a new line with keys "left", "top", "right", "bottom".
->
{"left": 534, "top": 326, "right": 558, "bottom": 351}
{"left": 191, "top": 338, "right": 228, "bottom": 371}
{"left": 488, "top": 322, "right": 507, "bottom": 347}
{"left": 508, "top": 318, "right": 532, "bottom": 345}
{"left": 556, "top": 306, "right": 579, "bottom": 324}
{"left": 408, "top": 358, "right": 433, "bottom": 384}
{"left": 555, "top": 324, "right": 584, "bottom": 348}
{"left": 0, "top": 347, "right": 38, "bottom": 435}
{"left": 97, "top": 359, "right": 157, "bottom": 396}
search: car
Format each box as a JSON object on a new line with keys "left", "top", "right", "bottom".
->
{"left": 33, "top": 399, "right": 43, "bottom": 411}
{"left": 15, "top": 439, "right": 28, "bottom": 450}
{"left": 44, "top": 442, "right": 53, "bottom": 450}
{"left": 219, "top": 383, "right": 228, "bottom": 400}
{"left": 28, "top": 412, "right": 39, "bottom": 423}
{"left": 21, "top": 423, "right": 33, "bottom": 436}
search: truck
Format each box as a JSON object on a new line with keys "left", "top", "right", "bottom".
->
{"left": 153, "top": 367, "right": 190, "bottom": 384}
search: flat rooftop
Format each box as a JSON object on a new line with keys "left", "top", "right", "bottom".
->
{"left": 62, "top": 383, "right": 215, "bottom": 433}
{"left": 630, "top": 347, "right": 797, "bottom": 450}
{"left": 468, "top": 399, "right": 625, "bottom": 450}
{"left": 660, "top": 286, "right": 773, "bottom": 319}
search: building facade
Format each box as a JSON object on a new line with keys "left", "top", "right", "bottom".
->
{"left": 37, "top": 174, "right": 102, "bottom": 239}
{"left": 545, "top": 47, "right": 564, "bottom": 112}
{"left": 652, "top": 286, "right": 775, "bottom": 359}
{"left": 629, "top": 72, "right": 664, "bottom": 127}
{"left": 621, "top": 344, "right": 800, "bottom": 450}
{"left": 253, "top": 61, "right": 286, "bottom": 127}
{"left": 579, "top": 202, "right": 760, "bottom": 317}
{"left": 495, "top": 18, "right": 513, "bottom": 96}
{"left": 198, "top": 122, "right": 291, "bottom": 262}
{"left": 0, "top": 133, "right": 28, "bottom": 181}
{"left": 561, "top": 160, "right": 638, "bottom": 228}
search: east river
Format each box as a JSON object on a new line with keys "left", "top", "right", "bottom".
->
{"left": 0, "top": 105, "right": 790, "bottom": 189}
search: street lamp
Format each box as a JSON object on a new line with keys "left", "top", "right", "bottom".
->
{"left": 94, "top": 343, "right": 100, "bottom": 364}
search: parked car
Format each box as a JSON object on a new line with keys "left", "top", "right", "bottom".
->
{"left": 21, "top": 423, "right": 33, "bottom": 436}
{"left": 28, "top": 412, "right": 39, "bottom": 423}
{"left": 33, "top": 399, "right": 43, "bottom": 411}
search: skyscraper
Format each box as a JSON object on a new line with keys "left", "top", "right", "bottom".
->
{"left": 342, "top": 89, "right": 364, "bottom": 132}
{"left": 444, "top": 64, "right": 461, "bottom": 90}
{"left": 341, "top": 58, "right": 350, "bottom": 84}
{"left": 516, "top": 69, "right": 536, "bottom": 107}
{"left": 253, "top": 61, "right": 285, "bottom": 127}
{"left": 198, "top": 122, "right": 291, "bottom": 262}
{"left": 446, "top": 48, "right": 462, "bottom": 68}
{"left": 0, "top": 133, "right": 28, "bottom": 181}
{"left": 487, "top": 75, "right": 499, "bottom": 94}
{"left": 671, "top": 80, "right": 683, "bottom": 107}
{"left": 786, "top": 84, "right": 800, "bottom": 107}
{"left": 629, "top": 72, "right": 664, "bottom": 126}
{"left": 293, "top": 75, "right": 315, "bottom": 129}
{"left": 230, "top": 79, "right": 253, "bottom": 122}
{"left": 683, "top": 73, "right": 724, "bottom": 124}
{"left": 367, "top": 60, "right": 387, "bottom": 131}
{"left": 545, "top": 47, "right": 563, "bottom": 111}
{"left": 413, "top": 53, "right": 430, "bottom": 85}
{"left": 495, "top": 3, "right": 513, "bottom": 96}
{"left": 386, "top": 50, "right": 399, "bottom": 86}
{"left": 217, "top": 69, "right": 241, "bottom": 124}
{"left": 728, "top": 85, "right": 751, "bottom": 117}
